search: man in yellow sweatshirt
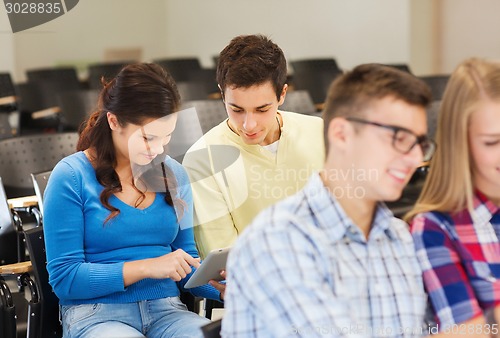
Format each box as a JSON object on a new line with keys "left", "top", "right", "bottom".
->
{"left": 183, "top": 34, "right": 325, "bottom": 258}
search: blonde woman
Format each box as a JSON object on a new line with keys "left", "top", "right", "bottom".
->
{"left": 407, "top": 58, "right": 500, "bottom": 337}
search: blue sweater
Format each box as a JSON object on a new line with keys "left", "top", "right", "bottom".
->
{"left": 44, "top": 151, "right": 220, "bottom": 305}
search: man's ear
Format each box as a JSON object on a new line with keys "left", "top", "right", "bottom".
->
{"left": 106, "top": 112, "right": 119, "bottom": 131}
{"left": 327, "top": 117, "right": 351, "bottom": 151}
{"left": 218, "top": 84, "right": 225, "bottom": 102}
{"left": 278, "top": 84, "right": 288, "bottom": 106}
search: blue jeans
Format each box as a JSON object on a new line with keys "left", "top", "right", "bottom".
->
{"left": 60, "top": 297, "right": 210, "bottom": 338}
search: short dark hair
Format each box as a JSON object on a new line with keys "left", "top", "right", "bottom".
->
{"left": 216, "top": 34, "right": 287, "bottom": 101}
{"left": 322, "top": 63, "right": 432, "bottom": 150}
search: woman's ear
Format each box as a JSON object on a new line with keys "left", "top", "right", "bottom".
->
{"left": 107, "top": 112, "right": 119, "bottom": 131}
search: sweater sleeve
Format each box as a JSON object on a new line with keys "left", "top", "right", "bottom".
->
{"left": 44, "top": 160, "right": 125, "bottom": 301}
{"left": 182, "top": 143, "right": 239, "bottom": 259}
{"left": 168, "top": 159, "right": 221, "bottom": 301}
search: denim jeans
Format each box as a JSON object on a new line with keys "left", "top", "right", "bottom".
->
{"left": 60, "top": 297, "right": 210, "bottom": 338}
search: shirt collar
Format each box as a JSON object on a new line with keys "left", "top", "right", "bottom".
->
{"left": 471, "top": 189, "right": 500, "bottom": 225}
{"left": 303, "top": 173, "right": 398, "bottom": 243}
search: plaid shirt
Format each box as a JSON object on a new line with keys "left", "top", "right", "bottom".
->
{"left": 222, "top": 174, "right": 427, "bottom": 338}
{"left": 411, "top": 191, "right": 500, "bottom": 329}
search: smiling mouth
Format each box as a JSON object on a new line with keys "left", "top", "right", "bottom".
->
{"left": 388, "top": 169, "right": 409, "bottom": 182}
{"left": 243, "top": 131, "right": 260, "bottom": 138}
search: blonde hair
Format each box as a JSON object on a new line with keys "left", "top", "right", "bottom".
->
{"left": 405, "top": 58, "right": 500, "bottom": 221}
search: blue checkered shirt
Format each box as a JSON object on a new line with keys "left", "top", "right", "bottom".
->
{"left": 222, "top": 173, "right": 428, "bottom": 338}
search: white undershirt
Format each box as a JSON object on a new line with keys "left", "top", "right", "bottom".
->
{"left": 261, "top": 140, "right": 279, "bottom": 154}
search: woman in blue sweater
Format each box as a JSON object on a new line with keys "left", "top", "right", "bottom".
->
{"left": 43, "top": 63, "right": 223, "bottom": 338}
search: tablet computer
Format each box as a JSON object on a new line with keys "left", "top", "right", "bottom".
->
{"left": 184, "top": 247, "right": 230, "bottom": 288}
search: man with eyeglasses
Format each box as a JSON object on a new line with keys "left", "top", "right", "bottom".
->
{"left": 223, "top": 64, "right": 435, "bottom": 337}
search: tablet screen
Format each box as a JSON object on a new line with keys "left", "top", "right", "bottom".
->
{"left": 184, "top": 247, "right": 230, "bottom": 288}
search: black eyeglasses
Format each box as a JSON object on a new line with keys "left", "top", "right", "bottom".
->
{"left": 346, "top": 117, "right": 436, "bottom": 161}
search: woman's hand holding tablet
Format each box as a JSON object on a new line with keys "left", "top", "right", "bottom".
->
{"left": 184, "top": 247, "right": 231, "bottom": 288}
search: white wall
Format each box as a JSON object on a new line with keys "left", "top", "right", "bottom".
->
{"left": 8, "top": 0, "right": 168, "bottom": 82}
{"left": 410, "top": 0, "right": 438, "bottom": 75}
{"left": 7, "top": 0, "right": 500, "bottom": 83}
{"left": 0, "top": 7, "right": 15, "bottom": 74}
{"left": 2, "top": 0, "right": 413, "bottom": 82}
{"left": 164, "top": 0, "right": 411, "bottom": 71}
{"left": 439, "top": 0, "right": 500, "bottom": 74}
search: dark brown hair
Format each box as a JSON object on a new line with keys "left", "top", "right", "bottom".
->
{"left": 216, "top": 34, "right": 287, "bottom": 100}
{"left": 322, "top": 63, "right": 432, "bottom": 152}
{"left": 77, "top": 63, "right": 182, "bottom": 222}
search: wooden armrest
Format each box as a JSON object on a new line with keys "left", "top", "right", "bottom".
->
{"left": 8, "top": 195, "right": 38, "bottom": 209}
{"left": 0, "top": 95, "right": 17, "bottom": 105}
{"left": 0, "top": 261, "right": 32, "bottom": 275}
{"left": 207, "top": 92, "right": 222, "bottom": 100}
{"left": 31, "top": 106, "right": 61, "bottom": 119}
{"left": 314, "top": 102, "right": 325, "bottom": 111}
